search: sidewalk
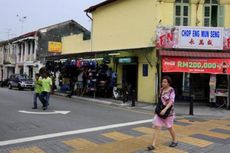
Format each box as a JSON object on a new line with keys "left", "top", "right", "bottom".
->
{"left": 54, "top": 92, "right": 230, "bottom": 119}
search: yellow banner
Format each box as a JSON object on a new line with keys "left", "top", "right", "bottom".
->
{"left": 48, "top": 41, "right": 62, "bottom": 52}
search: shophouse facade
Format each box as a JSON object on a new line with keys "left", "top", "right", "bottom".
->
{"left": 0, "top": 20, "right": 90, "bottom": 80}
{"left": 85, "top": 0, "right": 159, "bottom": 103}
{"left": 85, "top": 0, "right": 230, "bottom": 104}
{"left": 37, "top": 20, "right": 90, "bottom": 63}
{"left": 13, "top": 31, "right": 38, "bottom": 79}
{"left": 0, "top": 39, "right": 17, "bottom": 81}
{"left": 0, "top": 41, "right": 6, "bottom": 81}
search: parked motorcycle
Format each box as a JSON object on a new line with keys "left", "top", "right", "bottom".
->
{"left": 112, "top": 83, "right": 129, "bottom": 103}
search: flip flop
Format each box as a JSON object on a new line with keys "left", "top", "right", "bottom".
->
{"left": 169, "top": 142, "right": 178, "bottom": 147}
{"left": 147, "top": 145, "right": 155, "bottom": 151}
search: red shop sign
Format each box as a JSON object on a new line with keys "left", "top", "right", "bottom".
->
{"left": 162, "top": 57, "right": 230, "bottom": 74}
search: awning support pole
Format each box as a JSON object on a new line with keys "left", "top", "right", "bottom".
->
{"left": 189, "top": 75, "right": 194, "bottom": 115}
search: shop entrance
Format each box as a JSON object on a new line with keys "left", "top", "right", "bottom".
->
{"left": 162, "top": 73, "right": 210, "bottom": 102}
{"left": 190, "top": 73, "right": 210, "bottom": 102}
{"left": 122, "top": 65, "right": 138, "bottom": 97}
{"left": 162, "top": 72, "right": 229, "bottom": 105}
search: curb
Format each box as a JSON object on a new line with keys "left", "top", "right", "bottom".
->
{"left": 53, "top": 92, "right": 230, "bottom": 119}
{"left": 54, "top": 92, "right": 130, "bottom": 107}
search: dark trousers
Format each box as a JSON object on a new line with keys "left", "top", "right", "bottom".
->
{"left": 40, "top": 91, "right": 48, "bottom": 107}
{"left": 33, "top": 93, "right": 42, "bottom": 108}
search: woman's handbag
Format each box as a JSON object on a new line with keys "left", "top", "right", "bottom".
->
{"left": 155, "top": 98, "right": 172, "bottom": 119}
{"left": 155, "top": 90, "right": 173, "bottom": 119}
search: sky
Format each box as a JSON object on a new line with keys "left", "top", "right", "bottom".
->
{"left": 0, "top": 0, "right": 105, "bottom": 41}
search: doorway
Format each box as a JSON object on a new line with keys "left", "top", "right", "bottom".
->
{"left": 122, "top": 65, "right": 138, "bottom": 97}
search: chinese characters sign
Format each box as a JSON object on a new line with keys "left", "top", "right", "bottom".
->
{"left": 178, "top": 27, "right": 223, "bottom": 50}
{"left": 162, "top": 57, "right": 230, "bottom": 74}
{"left": 156, "top": 26, "right": 228, "bottom": 50}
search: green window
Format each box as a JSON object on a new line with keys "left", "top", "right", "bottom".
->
{"left": 175, "top": 0, "right": 190, "bottom": 26}
{"left": 204, "top": 0, "right": 224, "bottom": 27}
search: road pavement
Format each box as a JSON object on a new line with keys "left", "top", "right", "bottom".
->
{"left": 1, "top": 88, "right": 230, "bottom": 153}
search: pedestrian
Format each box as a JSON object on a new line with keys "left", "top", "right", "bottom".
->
{"left": 67, "top": 76, "right": 76, "bottom": 98}
{"left": 46, "top": 72, "right": 52, "bottom": 105}
{"left": 32, "top": 73, "right": 42, "bottom": 109}
{"left": 40, "top": 72, "right": 52, "bottom": 110}
{"left": 76, "top": 70, "right": 84, "bottom": 96}
{"left": 147, "top": 76, "right": 177, "bottom": 151}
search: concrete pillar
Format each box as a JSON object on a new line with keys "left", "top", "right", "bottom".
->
{"left": 0, "top": 66, "right": 2, "bottom": 81}
{"left": 34, "top": 40, "right": 37, "bottom": 61}
{"left": 25, "top": 42, "right": 28, "bottom": 62}
{"left": 20, "top": 43, "right": 23, "bottom": 62}
{"left": 30, "top": 41, "right": 33, "bottom": 61}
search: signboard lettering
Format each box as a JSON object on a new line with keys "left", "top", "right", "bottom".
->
{"left": 162, "top": 57, "right": 230, "bottom": 74}
{"left": 178, "top": 27, "right": 223, "bottom": 50}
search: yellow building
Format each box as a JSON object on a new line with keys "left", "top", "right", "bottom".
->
{"left": 83, "top": 0, "right": 230, "bottom": 103}
{"left": 85, "top": 0, "right": 230, "bottom": 103}
{"left": 61, "top": 33, "right": 91, "bottom": 54}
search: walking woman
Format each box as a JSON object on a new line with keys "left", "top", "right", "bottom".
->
{"left": 147, "top": 76, "right": 177, "bottom": 151}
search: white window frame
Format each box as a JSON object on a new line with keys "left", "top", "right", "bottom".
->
{"left": 174, "top": 0, "right": 190, "bottom": 26}
{"left": 204, "top": 0, "right": 224, "bottom": 27}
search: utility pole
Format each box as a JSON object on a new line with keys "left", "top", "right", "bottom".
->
{"left": 16, "top": 14, "right": 27, "bottom": 34}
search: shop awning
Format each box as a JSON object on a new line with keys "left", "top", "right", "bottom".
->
{"left": 159, "top": 50, "right": 230, "bottom": 58}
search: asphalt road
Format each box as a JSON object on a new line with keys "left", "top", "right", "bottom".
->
{"left": 0, "top": 88, "right": 152, "bottom": 142}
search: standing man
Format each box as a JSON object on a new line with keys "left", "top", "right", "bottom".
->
{"left": 40, "top": 72, "right": 52, "bottom": 110}
{"left": 32, "top": 73, "right": 42, "bottom": 109}
{"left": 46, "top": 73, "right": 53, "bottom": 105}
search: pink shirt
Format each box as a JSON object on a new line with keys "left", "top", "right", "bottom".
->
{"left": 161, "top": 87, "right": 175, "bottom": 105}
{"left": 160, "top": 87, "right": 175, "bottom": 116}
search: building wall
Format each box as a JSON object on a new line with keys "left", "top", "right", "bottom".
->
{"left": 89, "top": 0, "right": 230, "bottom": 103}
{"left": 137, "top": 50, "right": 157, "bottom": 102}
{"left": 91, "top": 0, "right": 230, "bottom": 53}
{"left": 62, "top": 34, "right": 91, "bottom": 54}
{"left": 92, "top": 0, "right": 159, "bottom": 51}
{"left": 224, "top": 4, "right": 230, "bottom": 27}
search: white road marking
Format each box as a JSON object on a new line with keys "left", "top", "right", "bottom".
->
{"left": 18, "top": 110, "right": 71, "bottom": 115}
{"left": 0, "top": 119, "right": 152, "bottom": 146}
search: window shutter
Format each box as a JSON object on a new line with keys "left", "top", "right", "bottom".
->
{"left": 218, "top": 5, "right": 224, "bottom": 27}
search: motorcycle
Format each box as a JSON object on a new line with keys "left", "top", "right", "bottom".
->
{"left": 112, "top": 83, "right": 129, "bottom": 103}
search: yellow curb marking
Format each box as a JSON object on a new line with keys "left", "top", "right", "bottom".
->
{"left": 133, "top": 127, "right": 153, "bottom": 135}
{"left": 215, "top": 126, "right": 230, "bottom": 131}
{"left": 176, "top": 119, "right": 194, "bottom": 124}
{"left": 71, "top": 135, "right": 187, "bottom": 153}
{"left": 10, "top": 146, "right": 45, "bottom": 153}
{"left": 63, "top": 138, "right": 98, "bottom": 150}
{"left": 154, "top": 145, "right": 188, "bottom": 153}
{"left": 102, "top": 131, "right": 134, "bottom": 141}
{"left": 179, "top": 136, "right": 213, "bottom": 147}
{"left": 202, "top": 131, "right": 230, "bottom": 139}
